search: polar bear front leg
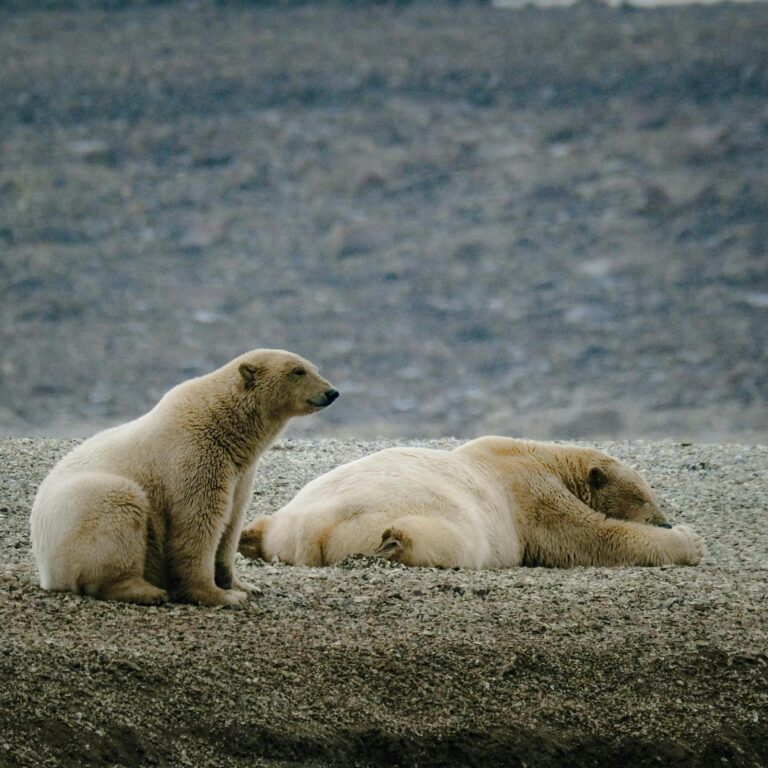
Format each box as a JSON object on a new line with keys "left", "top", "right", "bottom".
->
{"left": 169, "top": 490, "right": 249, "bottom": 607}
{"left": 524, "top": 491, "right": 704, "bottom": 568}
{"left": 215, "top": 468, "right": 259, "bottom": 594}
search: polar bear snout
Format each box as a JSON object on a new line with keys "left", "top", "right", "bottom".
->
{"left": 645, "top": 502, "right": 670, "bottom": 527}
{"left": 308, "top": 388, "right": 340, "bottom": 408}
{"left": 652, "top": 497, "right": 679, "bottom": 527}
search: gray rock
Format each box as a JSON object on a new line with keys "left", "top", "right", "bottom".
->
{"left": 67, "top": 139, "right": 116, "bottom": 165}
{"left": 326, "top": 220, "right": 387, "bottom": 258}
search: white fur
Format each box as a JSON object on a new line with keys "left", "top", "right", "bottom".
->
{"left": 241, "top": 437, "right": 703, "bottom": 569}
{"left": 31, "top": 349, "right": 336, "bottom": 604}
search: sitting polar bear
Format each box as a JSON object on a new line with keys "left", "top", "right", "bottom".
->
{"left": 31, "top": 349, "right": 338, "bottom": 606}
{"left": 239, "top": 437, "right": 703, "bottom": 568}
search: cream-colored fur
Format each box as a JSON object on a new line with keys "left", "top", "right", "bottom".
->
{"left": 240, "top": 437, "right": 703, "bottom": 569}
{"left": 31, "top": 349, "right": 338, "bottom": 605}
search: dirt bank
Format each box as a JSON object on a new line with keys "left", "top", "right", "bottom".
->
{"left": 1, "top": 437, "right": 766, "bottom": 767}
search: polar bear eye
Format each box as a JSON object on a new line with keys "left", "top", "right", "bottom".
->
{"left": 292, "top": 368, "right": 307, "bottom": 377}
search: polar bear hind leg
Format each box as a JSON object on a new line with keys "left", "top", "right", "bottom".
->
{"left": 40, "top": 473, "right": 168, "bottom": 605}
{"left": 372, "top": 516, "right": 475, "bottom": 568}
{"left": 99, "top": 575, "right": 168, "bottom": 605}
{"left": 239, "top": 516, "right": 269, "bottom": 560}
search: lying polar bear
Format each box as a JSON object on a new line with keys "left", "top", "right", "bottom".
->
{"left": 239, "top": 437, "right": 703, "bottom": 568}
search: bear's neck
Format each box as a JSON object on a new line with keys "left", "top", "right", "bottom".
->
{"left": 203, "top": 393, "right": 287, "bottom": 469}
{"left": 229, "top": 404, "right": 286, "bottom": 468}
{"left": 480, "top": 445, "right": 592, "bottom": 507}
{"left": 543, "top": 451, "right": 594, "bottom": 506}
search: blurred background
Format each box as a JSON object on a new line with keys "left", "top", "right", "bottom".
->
{"left": 0, "top": 0, "right": 766, "bottom": 442}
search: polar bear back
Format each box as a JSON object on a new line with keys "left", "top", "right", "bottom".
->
{"left": 41, "top": 414, "right": 159, "bottom": 479}
{"left": 261, "top": 447, "right": 523, "bottom": 567}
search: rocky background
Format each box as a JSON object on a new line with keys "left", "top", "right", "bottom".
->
{"left": 1, "top": 1, "right": 767, "bottom": 442}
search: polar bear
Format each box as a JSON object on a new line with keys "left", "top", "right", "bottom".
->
{"left": 239, "top": 437, "right": 703, "bottom": 568}
{"left": 31, "top": 349, "right": 338, "bottom": 605}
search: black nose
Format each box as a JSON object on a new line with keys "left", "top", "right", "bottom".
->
{"left": 325, "top": 389, "right": 339, "bottom": 404}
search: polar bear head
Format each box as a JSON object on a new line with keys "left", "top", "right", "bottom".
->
{"left": 585, "top": 459, "right": 669, "bottom": 527}
{"left": 237, "top": 349, "right": 339, "bottom": 418}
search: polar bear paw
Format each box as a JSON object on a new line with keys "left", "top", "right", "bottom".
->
{"left": 372, "top": 529, "right": 407, "bottom": 561}
{"left": 187, "top": 586, "right": 249, "bottom": 607}
{"left": 218, "top": 588, "right": 249, "bottom": 607}
{"left": 670, "top": 524, "right": 704, "bottom": 565}
{"left": 232, "top": 577, "right": 262, "bottom": 596}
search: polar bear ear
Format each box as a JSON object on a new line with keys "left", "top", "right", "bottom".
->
{"left": 239, "top": 362, "right": 263, "bottom": 390}
{"left": 587, "top": 467, "right": 609, "bottom": 489}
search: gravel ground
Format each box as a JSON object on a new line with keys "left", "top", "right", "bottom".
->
{"left": 1, "top": 1, "right": 768, "bottom": 442}
{"left": 1, "top": 437, "right": 766, "bottom": 767}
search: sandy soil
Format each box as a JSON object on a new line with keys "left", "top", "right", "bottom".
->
{"left": 1, "top": 1, "right": 767, "bottom": 443}
{"left": 1, "top": 436, "right": 766, "bottom": 767}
